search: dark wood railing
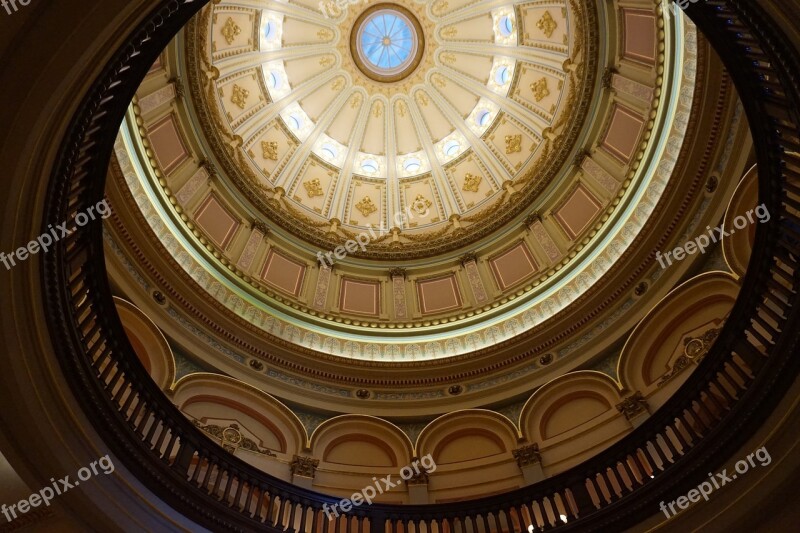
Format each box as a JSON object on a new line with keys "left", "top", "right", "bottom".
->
{"left": 40, "top": 0, "right": 800, "bottom": 531}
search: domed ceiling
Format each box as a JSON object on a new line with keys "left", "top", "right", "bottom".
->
{"left": 188, "top": 0, "right": 596, "bottom": 258}
{"left": 104, "top": 0, "right": 752, "bottom": 419}
{"left": 107, "top": 0, "right": 722, "bottom": 365}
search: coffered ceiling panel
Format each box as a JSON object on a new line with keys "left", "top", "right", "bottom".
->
{"left": 186, "top": 0, "right": 598, "bottom": 258}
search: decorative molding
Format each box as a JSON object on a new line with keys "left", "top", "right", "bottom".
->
{"left": 230, "top": 84, "right": 249, "bottom": 109}
{"left": 616, "top": 392, "right": 648, "bottom": 420}
{"left": 237, "top": 226, "right": 263, "bottom": 270}
{"left": 529, "top": 219, "right": 560, "bottom": 262}
{"left": 176, "top": 166, "right": 210, "bottom": 205}
{"left": 290, "top": 455, "right": 320, "bottom": 478}
{"left": 462, "top": 255, "right": 488, "bottom": 303}
{"left": 406, "top": 467, "right": 431, "bottom": 486}
{"left": 356, "top": 196, "right": 378, "bottom": 217}
{"left": 505, "top": 134, "right": 522, "bottom": 154}
{"left": 463, "top": 173, "right": 482, "bottom": 192}
{"left": 138, "top": 84, "right": 177, "bottom": 114}
{"left": 392, "top": 271, "right": 408, "bottom": 319}
{"left": 537, "top": 11, "right": 557, "bottom": 38}
{"left": 512, "top": 443, "right": 541, "bottom": 467}
{"left": 530, "top": 78, "right": 550, "bottom": 101}
{"left": 193, "top": 421, "right": 276, "bottom": 457}
{"left": 313, "top": 264, "right": 332, "bottom": 309}
{"left": 657, "top": 328, "right": 722, "bottom": 386}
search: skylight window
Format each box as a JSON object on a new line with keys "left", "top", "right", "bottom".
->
{"left": 321, "top": 144, "right": 337, "bottom": 160}
{"left": 403, "top": 158, "right": 421, "bottom": 173}
{"left": 476, "top": 110, "right": 492, "bottom": 127}
{"left": 361, "top": 13, "right": 415, "bottom": 70}
{"left": 495, "top": 66, "right": 510, "bottom": 85}
{"left": 500, "top": 16, "right": 514, "bottom": 36}
{"left": 361, "top": 159, "right": 379, "bottom": 173}
{"left": 269, "top": 71, "right": 281, "bottom": 89}
{"left": 444, "top": 140, "right": 461, "bottom": 157}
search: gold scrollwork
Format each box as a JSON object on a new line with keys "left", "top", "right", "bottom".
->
{"left": 356, "top": 196, "right": 378, "bottom": 217}
{"left": 261, "top": 141, "right": 279, "bottom": 161}
{"left": 432, "top": 0, "right": 449, "bottom": 17}
{"left": 304, "top": 178, "right": 324, "bottom": 198}
{"left": 463, "top": 173, "right": 482, "bottom": 193}
{"left": 537, "top": 11, "right": 558, "bottom": 38}
{"left": 230, "top": 84, "right": 249, "bottom": 109}
{"left": 222, "top": 17, "right": 241, "bottom": 45}
{"left": 505, "top": 134, "right": 522, "bottom": 154}
{"left": 530, "top": 77, "right": 550, "bottom": 102}
{"left": 411, "top": 194, "right": 432, "bottom": 215}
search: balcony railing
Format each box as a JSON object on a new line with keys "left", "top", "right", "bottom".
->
{"left": 41, "top": 0, "right": 800, "bottom": 531}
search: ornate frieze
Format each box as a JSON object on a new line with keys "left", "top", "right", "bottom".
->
{"left": 193, "top": 420, "right": 276, "bottom": 456}
{"left": 657, "top": 328, "right": 722, "bottom": 386}
{"left": 391, "top": 268, "right": 408, "bottom": 319}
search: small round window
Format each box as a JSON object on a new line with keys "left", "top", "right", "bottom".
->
{"left": 321, "top": 144, "right": 337, "bottom": 160}
{"left": 495, "top": 66, "right": 510, "bottom": 85}
{"left": 499, "top": 16, "right": 514, "bottom": 36}
{"left": 268, "top": 71, "right": 281, "bottom": 89}
{"left": 476, "top": 110, "right": 492, "bottom": 127}
{"left": 444, "top": 140, "right": 461, "bottom": 157}
{"left": 403, "top": 158, "right": 422, "bottom": 173}
{"left": 361, "top": 159, "right": 379, "bottom": 173}
{"left": 288, "top": 114, "right": 303, "bottom": 130}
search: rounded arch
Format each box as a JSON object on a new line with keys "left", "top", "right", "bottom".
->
{"left": 172, "top": 373, "right": 307, "bottom": 455}
{"left": 723, "top": 164, "right": 760, "bottom": 279}
{"left": 114, "top": 297, "right": 175, "bottom": 390}
{"left": 618, "top": 272, "right": 740, "bottom": 394}
{"left": 519, "top": 371, "right": 623, "bottom": 444}
{"left": 416, "top": 409, "right": 519, "bottom": 465}
{"left": 310, "top": 415, "right": 413, "bottom": 468}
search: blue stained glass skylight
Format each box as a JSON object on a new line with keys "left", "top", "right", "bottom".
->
{"left": 360, "top": 13, "right": 414, "bottom": 70}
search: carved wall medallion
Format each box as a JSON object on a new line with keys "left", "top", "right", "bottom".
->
{"left": 441, "top": 53, "right": 456, "bottom": 65}
{"left": 657, "top": 327, "right": 722, "bottom": 387}
{"left": 411, "top": 194, "right": 432, "bottom": 215}
{"left": 407, "top": 468, "right": 430, "bottom": 485}
{"left": 441, "top": 26, "right": 457, "bottom": 38}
